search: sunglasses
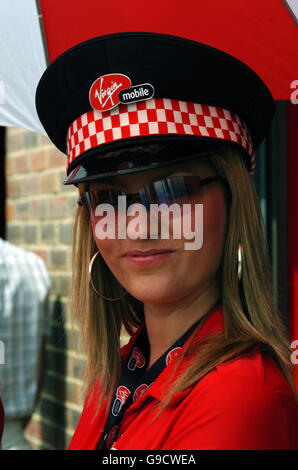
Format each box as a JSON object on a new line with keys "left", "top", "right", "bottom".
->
{"left": 78, "top": 174, "right": 226, "bottom": 215}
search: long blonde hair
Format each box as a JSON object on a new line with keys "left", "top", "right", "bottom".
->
{"left": 69, "top": 146, "right": 297, "bottom": 413}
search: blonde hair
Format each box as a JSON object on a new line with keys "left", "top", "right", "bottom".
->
{"left": 69, "top": 146, "right": 297, "bottom": 413}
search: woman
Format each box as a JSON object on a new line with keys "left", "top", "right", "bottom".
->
{"left": 35, "top": 32, "right": 298, "bottom": 449}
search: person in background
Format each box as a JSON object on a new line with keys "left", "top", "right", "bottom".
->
{"left": 0, "top": 390, "right": 4, "bottom": 449}
{"left": 0, "top": 238, "right": 51, "bottom": 450}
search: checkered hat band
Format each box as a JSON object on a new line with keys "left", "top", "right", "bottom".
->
{"left": 66, "top": 98, "right": 255, "bottom": 174}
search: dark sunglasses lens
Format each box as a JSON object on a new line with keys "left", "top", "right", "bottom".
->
{"left": 87, "top": 189, "right": 125, "bottom": 210}
{"left": 83, "top": 175, "right": 204, "bottom": 214}
{"left": 150, "top": 176, "right": 203, "bottom": 204}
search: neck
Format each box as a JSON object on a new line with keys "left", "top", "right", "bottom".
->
{"left": 143, "top": 278, "right": 221, "bottom": 369}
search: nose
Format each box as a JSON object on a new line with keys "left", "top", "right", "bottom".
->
{"left": 126, "top": 202, "right": 157, "bottom": 240}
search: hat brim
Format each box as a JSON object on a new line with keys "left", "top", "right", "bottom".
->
{"left": 64, "top": 138, "right": 241, "bottom": 185}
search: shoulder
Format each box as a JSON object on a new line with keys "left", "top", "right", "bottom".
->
{"left": 167, "top": 346, "right": 298, "bottom": 449}
{"left": 0, "top": 238, "right": 41, "bottom": 267}
{"left": 192, "top": 346, "right": 297, "bottom": 414}
{"left": 0, "top": 238, "right": 50, "bottom": 287}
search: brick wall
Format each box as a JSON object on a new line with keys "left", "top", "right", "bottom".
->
{"left": 5, "top": 127, "right": 85, "bottom": 449}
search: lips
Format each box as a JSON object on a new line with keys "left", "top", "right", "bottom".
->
{"left": 122, "top": 249, "right": 174, "bottom": 267}
{"left": 123, "top": 249, "right": 173, "bottom": 257}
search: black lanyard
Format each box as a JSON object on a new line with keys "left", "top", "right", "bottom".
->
{"left": 96, "top": 312, "right": 210, "bottom": 450}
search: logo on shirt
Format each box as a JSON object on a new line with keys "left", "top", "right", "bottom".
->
{"left": 112, "top": 385, "right": 130, "bottom": 416}
{"left": 127, "top": 347, "right": 146, "bottom": 371}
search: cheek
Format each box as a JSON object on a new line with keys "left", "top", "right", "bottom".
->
{"left": 178, "top": 190, "right": 227, "bottom": 280}
{"left": 184, "top": 189, "right": 227, "bottom": 239}
{"left": 200, "top": 193, "right": 227, "bottom": 265}
{"left": 91, "top": 220, "right": 118, "bottom": 262}
{"left": 204, "top": 202, "right": 226, "bottom": 234}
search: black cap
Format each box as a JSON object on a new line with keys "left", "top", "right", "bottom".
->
{"left": 35, "top": 32, "right": 275, "bottom": 185}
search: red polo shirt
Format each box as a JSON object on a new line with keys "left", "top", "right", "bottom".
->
{"left": 68, "top": 303, "right": 298, "bottom": 450}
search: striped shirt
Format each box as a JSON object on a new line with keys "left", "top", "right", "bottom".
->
{"left": 0, "top": 238, "right": 50, "bottom": 418}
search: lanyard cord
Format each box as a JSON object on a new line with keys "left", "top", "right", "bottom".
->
{"left": 96, "top": 304, "right": 219, "bottom": 450}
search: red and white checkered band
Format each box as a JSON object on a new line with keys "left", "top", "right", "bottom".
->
{"left": 66, "top": 98, "right": 256, "bottom": 174}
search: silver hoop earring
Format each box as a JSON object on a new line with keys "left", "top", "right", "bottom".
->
{"left": 237, "top": 243, "right": 242, "bottom": 281}
{"left": 89, "top": 251, "right": 128, "bottom": 301}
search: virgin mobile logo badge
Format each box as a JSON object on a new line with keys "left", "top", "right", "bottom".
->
{"left": 89, "top": 73, "right": 132, "bottom": 112}
{"left": 119, "top": 83, "right": 155, "bottom": 105}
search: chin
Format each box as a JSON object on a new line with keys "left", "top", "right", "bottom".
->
{"left": 125, "top": 280, "right": 185, "bottom": 305}
{"left": 130, "top": 292, "right": 177, "bottom": 304}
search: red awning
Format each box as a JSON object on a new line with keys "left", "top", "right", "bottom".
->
{"left": 39, "top": 0, "right": 298, "bottom": 100}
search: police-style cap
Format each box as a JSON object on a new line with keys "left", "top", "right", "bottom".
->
{"left": 35, "top": 32, "right": 275, "bottom": 185}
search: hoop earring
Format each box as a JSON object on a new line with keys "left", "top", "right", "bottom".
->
{"left": 89, "top": 251, "right": 128, "bottom": 301}
{"left": 237, "top": 242, "right": 242, "bottom": 281}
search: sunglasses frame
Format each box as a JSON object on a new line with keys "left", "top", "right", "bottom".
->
{"left": 78, "top": 175, "right": 227, "bottom": 213}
